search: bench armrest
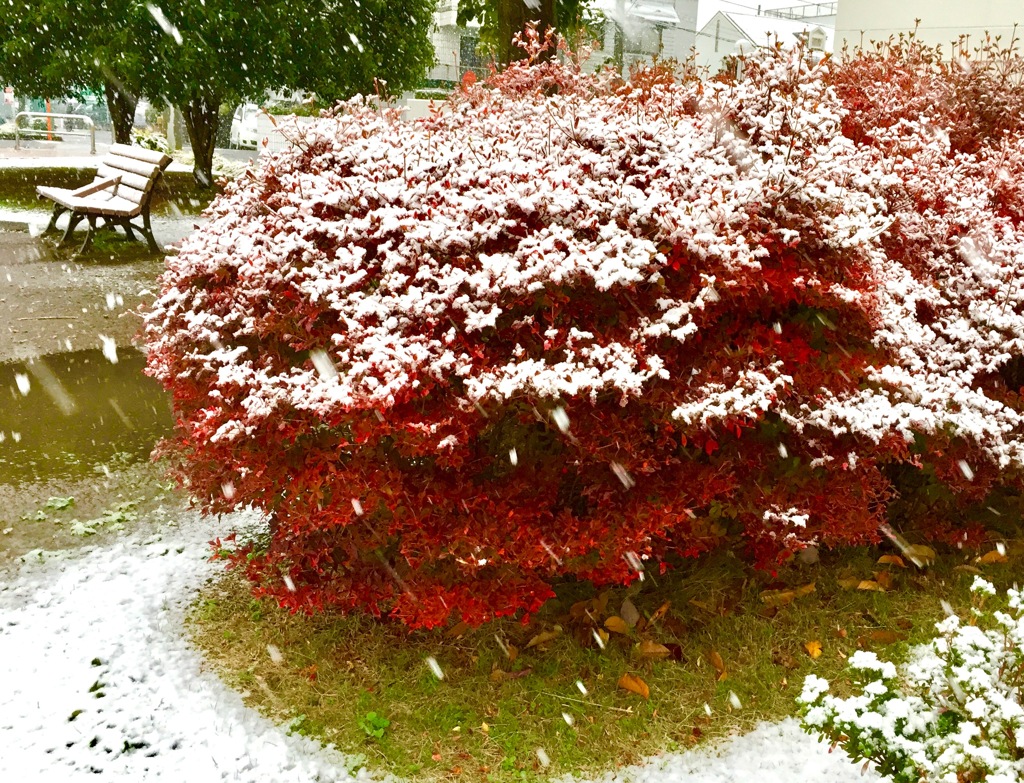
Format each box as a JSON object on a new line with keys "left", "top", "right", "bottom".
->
{"left": 70, "top": 176, "right": 121, "bottom": 198}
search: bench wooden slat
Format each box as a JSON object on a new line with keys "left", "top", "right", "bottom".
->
{"left": 114, "top": 184, "right": 147, "bottom": 206}
{"left": 108, "top": 142, "right": 173, "bottom": 168}
{"left": 103, "top": 155, "right": 163, "bottom": 180}
{"left": 77, "top": 195, "right": 140, "bottom": 217}
{"left": 36, "top": 187, "right": 141, "bottom": 217}
{"left": 96, "top": 164, "right": 151, "bottom": 193}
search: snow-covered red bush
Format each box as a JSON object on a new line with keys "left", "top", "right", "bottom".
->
{"left": 144, "top": 32, "right": 1024, "bottom": 629}
{"left": 799, "top": 578, "right": 1024, "bottom": 783}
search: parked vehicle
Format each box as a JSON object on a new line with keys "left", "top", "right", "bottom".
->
{"left": 229, "top": 103, "right": 259, "bottom": 149}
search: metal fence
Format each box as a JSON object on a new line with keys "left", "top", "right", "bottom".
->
{"left": 14, "top": 111, "right": 96, "bottom": 154}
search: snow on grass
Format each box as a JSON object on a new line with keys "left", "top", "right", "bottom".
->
{"left": 0, "top": 511, "right": 368, "bottom": 782}
{"left": 0, "top": 509, "right": 877, "bottom": 782}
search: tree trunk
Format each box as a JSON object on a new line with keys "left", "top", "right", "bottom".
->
{"left": 495, "top": 0, "right": 557, "bottom": 65}
{"left": 181, "top": 96, "right": 220, "bottom": 188}
{"left": 104, "top": 81, "right": 137, "bottom": 145}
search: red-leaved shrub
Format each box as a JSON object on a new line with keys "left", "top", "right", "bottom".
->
{"left": 144, "top": 32, "right": 1024, "bottom": 629}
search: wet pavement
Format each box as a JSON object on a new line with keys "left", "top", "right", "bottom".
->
{"left": 0, "top": 222, "right": 186, "bottom": 559}
{"left": 0, "top": 348, "right": 173, "bottom": 482}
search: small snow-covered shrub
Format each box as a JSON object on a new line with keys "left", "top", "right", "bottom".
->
{"left": 799, "top": 578, "right": 1024, "bottom": 783}
{"left": 132, "top": 128, "right": 171, "bottom": 155}
{"left": 144, "top": 31, "right": 1024, "bottom": 629}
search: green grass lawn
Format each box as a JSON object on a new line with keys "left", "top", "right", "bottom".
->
{"left": 188, "top": 539, "right": 1023, "bottom": 783}
{"left": 0, "top": 167, "right": 216, "bottom": 216}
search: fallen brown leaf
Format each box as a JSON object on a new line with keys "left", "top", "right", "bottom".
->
{"left": 636, "top": 640, "right": 671, "bottom": 660}
{"left": 447, "top": 621, "right": 470, "bottom": 638}
{"left": 903, "top": 544, "right": 937, "bottom": 567}
{"left": 605, "top": 616, "right": 631, "bottom": 635}
{"left": 977, "top": 549, "right": 1009, "bottom": 565}
{"left": 876, "top": 555, "right": 907, "bottom": 568}
{"left": 569, "top": 600, "right": 591, "bottom": 621}
{"left": 760, "top": 582, "right": 815, "bottom": 607}
{"left": 525, "top": 628, "right": 562, "bottom": 649}
{"left": 662, "top": 642, "right": 684, "bottom": 661}
{"left": 873, "top": 571, "right": 895, "bottom": 590}
{"left": 857, "top": 580, "right": 885, "bottom": 592}
{"left": 649, "top": 600, "right": 672, "bottom": 625}
{"left": 954, "top": 565, "right": 983, "bottom": 575}
{"left": 709, "top": 649, "right": 728, "bottom": 681}
{"left": 489, "top": 666, "right": 534, "bottom": 682}
{"left": 617, "top": 672, "right": 650, "bottom": 699}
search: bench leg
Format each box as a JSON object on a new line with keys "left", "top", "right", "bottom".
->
{"left": 140, "top": 211, "right": 160, "bottom": 253}
{"left": 59, "top": 213, "right": 85, "bottom": 247}
{"left": 121, "top": 220, "right": 137, "bottom": 241}
{"left": 79, "top": 216, "right": 98, "bottom": 254}
{"left": 43, "top": 204, "right": 67, "bottom": 236}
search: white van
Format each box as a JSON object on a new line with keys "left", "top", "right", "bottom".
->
{"left": 229, "top": 103, "right": 259, "bottom": 149}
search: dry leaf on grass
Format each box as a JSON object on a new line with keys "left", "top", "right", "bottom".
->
{"left": 617, "top": 672, "right": 650, "bottom": 699}
{"left": 525, "top": 627, "right": 561, "bottom": 649}
{"left": 636, "top": 640, "right": 671, "bottom": 660}
{"left": 759, "top": 582, "right": 815, "bottom": 607}
{"left": 954, "top": 565, "right": 983, "bottom": 575}
{"left": 605, "top": 616, "right": 631, "bottom": 635}
{"left": 709, "top": 649, "right": 728, "bottom": 681}
{"left": 837, "top": 575, "right": 861, "bottom": 590}
{"left": 977, "top": 549, "right": 1009, "bottom": 564}
{"left": 649, "top": 600, "right": 671, "bottom": 624}
{"left": 857, "top": 580, "right": 886, "bottom": 592}
{"left": 876, "top": 555, "right": 907, "bottom": 568}
{"left": 903, "top": 544, "right": 937, "bottom": 567}
{"left": 804, "top": 640, "right": 823, "bottom": 659}
{"left": 489, "top": 666, "right": 534, "bottom": 682}
{"left": 569, "top": 600, "right": 592, "bottom": 621}
{"left": 873, "top": 571, "right": 896, "bottom": 590}
{"left": 446, "top": 621, "right": 470, "bottom": 638}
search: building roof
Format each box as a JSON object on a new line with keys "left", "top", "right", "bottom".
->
{"left": 592, "top": 0, "right": 681, "bottom": 27}
{"left": 719, "top": 10, "right": 835, "bottom": 51}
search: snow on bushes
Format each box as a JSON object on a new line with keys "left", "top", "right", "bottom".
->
{"left": 144, "top": 32, "right": 1024, "bottom": 629}
{"left": 799, "top": 578, "right": 1024, "bottom": 783}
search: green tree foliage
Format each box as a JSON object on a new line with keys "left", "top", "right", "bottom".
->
{"left": 457, "top": 0, "right": 592, "bottom": 65}
{"left": 0, "top": 0, "right": 146, "bottom": 143}
{"left": 1, "top": 1, "right": 436, "bottom": 186}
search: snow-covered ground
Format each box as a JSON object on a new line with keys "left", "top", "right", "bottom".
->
{"left": 0, "top": 509, "right": 879, "bottom": 782}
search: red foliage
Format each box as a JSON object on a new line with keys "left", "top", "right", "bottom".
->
{"left": 144, "top": 34, "right": 1024, "bottom": 629}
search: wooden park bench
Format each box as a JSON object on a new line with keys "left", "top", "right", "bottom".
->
{"left": 37, "top": 143, "right": 173, "bottom": 254}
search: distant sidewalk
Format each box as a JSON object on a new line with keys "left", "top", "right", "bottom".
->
{"left": 0, "top": 137, "right": 254, "bottom": 170}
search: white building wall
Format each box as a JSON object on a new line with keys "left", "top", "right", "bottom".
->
{"left": 694, "top": 13, "right": 744, "bottom": 73}
{"left": 429, "top": 25, "right": 464, "bottom": 83}
{"left": 835, "top": 0, "right": 1024, "bottom": 52}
